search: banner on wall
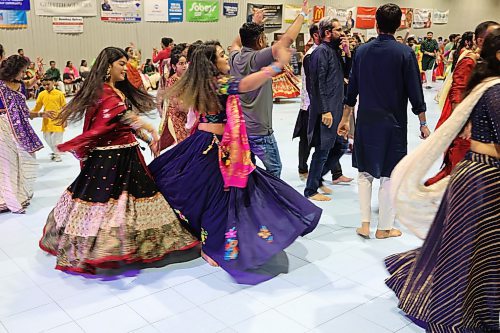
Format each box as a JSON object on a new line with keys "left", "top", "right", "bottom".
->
{"left": 168, "top": 0, "right": 183, "bottom": 22}
{"left": 223, "top": 2, "right": 238, "bottom": 17}
{"left": 400, "top": 8, "right": 413, "bottom": 29}
{"left": 355, "top": 6, "right": 376, "bottom": 29}
{"left": 413, "top": 8, "right": 433, "bottom": 29}
{"left": 101, "top": 0, "right": 142, "bottom": 22}
{"left": 433, "top": 10, "right": 449, "bottom": 24}
{"left": 0, "top": 10, "right": 27, "bottom": 28}
{"left": 0, "top": 0, "right": 30, "bottom": 11}
{"left": 312, "top": 5, "right": 324, "bottom": 23}
{"left": 186, "top": 0, "right": 219, "bottom": 22}
{"left": 247, "top": 4, "right": 282, "bottom": 29}
{"left": 331, "top": 7, "right": 356, "bottom": 29}
{"left": 284, "top": 4, "right": 308, "bottom": 23}
{"left": 35, "top": 0, "right": 97, "bottom": 17}
{"left": 144, "top": 0, "right": 167, "bottom": 21}
{"left": 52, "top": 16, "right": 83, "bottom": 33}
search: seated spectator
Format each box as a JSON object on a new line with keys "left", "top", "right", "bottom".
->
{"left": 24, "top": 62, "right": 39, "bottom": 99}
{"left": 45, "top": 60, "right": 65, "bottom": 92}
{"left": 63, "top": 61, "right": 82, "bottom": 95}
{"left": 79, "top": 59, "right": 90, "bottom": 79}
{"left": 142, "top": 58, "right": 156, "bottom": 75}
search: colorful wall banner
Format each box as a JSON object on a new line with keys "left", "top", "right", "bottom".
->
{"left": 433, "top": 10, "right": 449, "bottom": 24}
{"left": 331, "top": 7, "right": 356, "bottom": 29}
{"left": 168, "top": 0, "right": 183, "bottom": 22}
{"left": 144, "top": 0, "right": 167, "bottom": 21}
{"left": 400, "top": 8, "right": 413, "bottom": 29}
{"left": 35, "top": 0, "right": 97, "bottom": 17}
{"left": 247, "top": 4, "right": 282, "bottom": 29}
{"left": 186, "top": 0, "right": 218, "bottom": 22}
{"left": 284, "top": 4, "right": 308, "bottom": 23}
{"left": 101, "top": 0, "right": 142, "bottom": 22}
{"left": 0, "top": 0, "right": 30, "bottom": 11}
{"left": 52, "top": 16, "right": 83, "bottom": 33}
{"left": 413, "top": 8, "right": 433, "bottom": 29}
{"left": 223, "top": 2, "right": 238, "bottom": 17}
{"left": 355, "top": 6, "right": 376, "bottom": 29}
{"left": 0, "top": 10, "right": 27, "bottom": 28}
{"left": 312, "top": 5, "right": 324, "bottom": 23}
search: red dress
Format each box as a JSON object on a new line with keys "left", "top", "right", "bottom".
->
{"left": 39, "top": 84, "right": 198, "bottom": 274}
{"left": 425, "top": 52, "right": 476, "bottom": 186}
{"left": 159, "top": 74, "right": 189, "bottom": 151}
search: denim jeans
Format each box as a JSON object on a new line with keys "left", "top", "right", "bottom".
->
{"left": 248, "top": 133, "right": 282, "bottom": 178}
{"left": 304, "top": 140, "right": 344, "bottom": 197}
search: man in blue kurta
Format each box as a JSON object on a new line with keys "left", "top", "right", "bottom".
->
{"left": 338, "top": 3, "right": 430, "bottom": 239}
{"left": 305, "top": 17, "right": 345, "bottom": 201}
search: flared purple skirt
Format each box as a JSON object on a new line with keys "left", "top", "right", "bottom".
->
{"left": 149, "top": 130, "right": 322, "bottom": 284}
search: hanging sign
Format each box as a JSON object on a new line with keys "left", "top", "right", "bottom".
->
{"left": 247, "top": 4, "right": 282, "bottom": 29}
{"left": 186, "top": 0, "right": 219, "bottom": 22}
{"left": 223, "top": 2, "right": 238, "bottom": 17}
{"left": 35, "top": 0, "right": 97, "bottom": 17}
{"left": 101, "top": 0, "right": 142, "bottom": 22}
{"left": 0, "top": 9, "right": 27, "bottom": 28}
{"left": 400, "top": 8, "right": 413, "bottom": 29}
{"left": 52, "top": 17, "right": 83, "bottom": 33}
{"left": 355, "top": 6, "right": 376, "bottom": 29}
{"left": 312, "top": 5, "right": 324, "bottom": 23}
{"left": 0, "top": 0, "right": 30, "bottom": 11}
{"left": 145, "top": 0, "right": 167, "bottom": 22}
{"left": 168, "top": 0, "right": 183, "bottom": 22}
{"left": 284, "top": 4, "right": 308, "bottom": 23}
{"left": 433, "top": 10, "right": 449, "bottom": 24}
{"left": 413, "top": 8, "right": 433, "bottom": 29}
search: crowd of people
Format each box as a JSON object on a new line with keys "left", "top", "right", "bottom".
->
{"left": 0, "top": 1, "right": 498, "bottom": 332}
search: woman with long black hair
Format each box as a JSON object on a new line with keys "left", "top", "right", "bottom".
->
{"left": 386, "top": 27, "right": 500, "bottom": 332}
{"left": 149, "top": 41, "right": 321, "bottom": 284}
{"left": 39, "top": 47, "right": 198, "bottom": 274}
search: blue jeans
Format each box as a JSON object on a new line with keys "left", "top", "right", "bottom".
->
{"left": 248, "top": 133, "right": 282, "bottom": 178}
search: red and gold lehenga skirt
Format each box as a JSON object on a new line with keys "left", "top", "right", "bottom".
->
{"left": 272, "top": 65, "right": 300, "bottom": 99}
{"left": 39, "top": 142, "right": 199, "bottom": 274}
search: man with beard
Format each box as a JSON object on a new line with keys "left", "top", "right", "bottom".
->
{"left": 338, "top": 3, "right": 429, "bottom": 238}
{"left": 304, "top": 17, "right": 345, "bottom": 201}
{"left": 421, "top": 31, "right": 439, "bottom": 89}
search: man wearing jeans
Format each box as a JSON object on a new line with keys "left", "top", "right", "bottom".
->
{"left": 230, "top": 3, "right": 308, "bottom": 177}
{"left": 305, "top": 17, "right": 345, "bottom": 201}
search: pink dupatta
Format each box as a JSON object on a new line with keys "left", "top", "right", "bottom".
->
{"left": 218, "top": 95, "right": 255, "bottom": 189}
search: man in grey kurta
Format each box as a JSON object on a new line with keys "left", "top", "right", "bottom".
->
{"left": 338, "top": 3, "right": 430, "bottom": 239}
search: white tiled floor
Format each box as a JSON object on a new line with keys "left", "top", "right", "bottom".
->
{"left": 0, "top": 85, "right": 444, "bottom": 332}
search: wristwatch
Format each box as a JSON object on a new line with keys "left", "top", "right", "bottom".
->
{"left": 420, "top": 121, "right": 427, "bottom": 127}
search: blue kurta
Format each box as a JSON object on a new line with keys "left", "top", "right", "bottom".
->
{"left": 345, "top": 34, "right": 426, "bottom": 178}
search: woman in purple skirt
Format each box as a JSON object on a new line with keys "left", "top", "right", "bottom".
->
{"left": 149, "top": 41, "right": 321, "bottom": 284}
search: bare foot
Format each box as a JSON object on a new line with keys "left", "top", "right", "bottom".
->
{"left": 308, "top": 193, "right": 332, "bottom": 201}
{"left": 356, "top": 222, "right": 370, "bottom": 239}
{"left": 319, "top": 185, "right": 332, "bottom": 194}
{"left": 375, "top": 228, "right": 402, "bottom": 239}
{"left": 332, "top": 175, "right": 354, "bottom": 184}
{"left": 201, "top": 250, "right": 219, "bottom": 267}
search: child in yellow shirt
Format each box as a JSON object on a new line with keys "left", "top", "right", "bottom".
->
{"left": 32, "top": 76, "right": 66, "bottom": 162}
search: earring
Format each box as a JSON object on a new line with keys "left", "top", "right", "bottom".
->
{"left": 104, "top": 67, "right": 111, "bottom": 81}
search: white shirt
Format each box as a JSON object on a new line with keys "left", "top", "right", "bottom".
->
{"left": 299, "top": 44, "right": 318, "bottom": 110}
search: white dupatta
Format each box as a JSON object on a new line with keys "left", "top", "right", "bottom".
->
{"left": 390, "top": 77, "right": 500, "bottom": 239}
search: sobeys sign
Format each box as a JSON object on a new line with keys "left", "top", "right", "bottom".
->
{"left": 186, "top": 0, "right": 219, "bottom": 22}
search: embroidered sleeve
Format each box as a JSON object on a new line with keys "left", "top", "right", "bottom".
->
{"left": 57, "top": 95, "right": 127, "bottom": 160}
{"left": 217, "top": 75, "right": 240, "bottom": 96}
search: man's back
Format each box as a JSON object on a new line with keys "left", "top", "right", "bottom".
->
{"left": 230, "top": 47, "right": 274, "bottom": 136}
{"left": 348, "top": 35, "right": 425, "bottom": 123}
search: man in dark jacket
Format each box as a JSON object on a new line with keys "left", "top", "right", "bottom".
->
{"left": 338, "top": 3, "right": 430, "bottom": 239}
{"left": 305, "top": 17, "right": 345, "bottom": 201}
